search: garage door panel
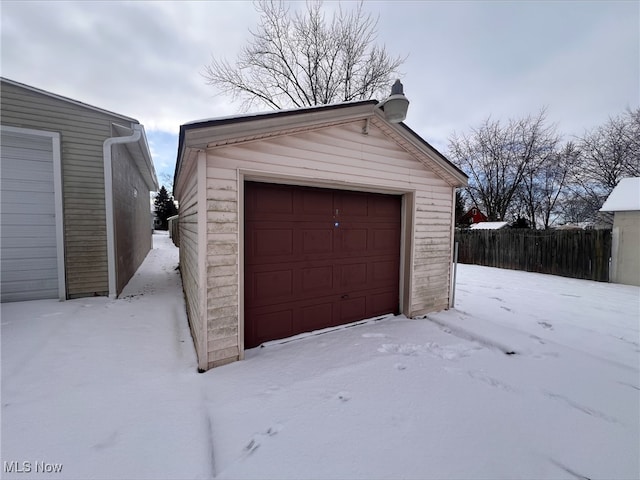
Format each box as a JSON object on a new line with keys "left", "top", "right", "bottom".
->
{"left": 340, "top": 228, "right": 368, "bottom": 252}
{"left": 1, "top": 166, "right": 55, "bottom": 183}
{"left": 1, "top": 128, "right": 61, "bottom": 302}
{"left": 2, "top": 246, "right": 58, "bottom": 260}
{"left": 250, "top": 270, "right": 293, "bottom": 301}
{"left": 302, "top": 228, "right": 333, "bottom": 254}
{"left": 338, "top": 192, "right": 369, "bottom": 216}
{"left": 2, "top": 189, "right": 56, "bottom": 206}
{"left": 1, "top": 285, "right": 59, "bottom": 303}
{"left": 337, "top": 296, "right": 367, "bottom": 323}
{"left": 252, "top": 310, "right": 294, "bottom": 344}
{"left": 252, "top": 229, "right": 294, "bottom": 257}
{"left": 372, "top": 260, "right": 400, "bottom": 283}
{"left": 2, "top": 200, "right": 57, "bottom": 215}
{"left": 1, "top": 236, "right": 57, "bottom": 249}
{"left": 372, "top": 196, "right": 402, "bottom": 218}
{"left": 373, "top": 228, "right": 401, "bottom": 250}
{"left": 245, "top": 182, "right": 400, "bottom": 348}
{"left": 301, "top": 265, "right": 334, "bottom": 292}
{"left": 300, "top": 303, "right": 334, "bottom": 331}
{"left": 0, "top": 224, "right": 56, "bottom": 238}
{"left": 300, "top": 189, "right": 333, "bottom": 215}
{"left": 247, "top": 187, "right": 294, "bottom": 216}
{"left": 339, "top": 263, "right": 368, "bottom": 288}
{"left": 369, "top": 291, "right": 400, "bottom": 314}
{"left": 1, "top": 267, "right": 58, "bottom": 283}
{"left": 2, "top": 257, "right": 58, "bottom": 272}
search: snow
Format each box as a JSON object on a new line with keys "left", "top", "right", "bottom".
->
{"left": 2, "top": 232, "right": 639, "bottom": 479}
{"left": 600, "top": 177, "right": 640, "bottom": 211}
{"left": 469, "top": 221, "right": 509, "bottom": 229}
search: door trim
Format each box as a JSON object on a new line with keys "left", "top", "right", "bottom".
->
{"left": 238, "top": 168, "right": 415, "bottom": 356}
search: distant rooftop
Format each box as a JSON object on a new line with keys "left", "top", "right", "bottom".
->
{"left": 600, "top": 177, "right": 640, "bottom": 212}
{"left": 469, "top": 221, "right": 509, "bottom": 230}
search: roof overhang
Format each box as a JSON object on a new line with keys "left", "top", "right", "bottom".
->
{"left": 113, "top": 123, "right": 159, "bottom": 191}
{"left": 174, "top": 100, "right": 467, "bottom": 195}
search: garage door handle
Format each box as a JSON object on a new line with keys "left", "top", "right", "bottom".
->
{"left": 341, "top": 294, "right": 349, "bottom": 299}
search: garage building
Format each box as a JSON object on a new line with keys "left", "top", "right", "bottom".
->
{"left": 0, "top": 77, "right": 158, "bottom": 302}
{"left": 173, "top": 100, "right": 467, "bottom": 370}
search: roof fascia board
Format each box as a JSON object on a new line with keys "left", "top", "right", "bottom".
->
{"left": 184, "top": 102, "right": 377, "bottom": 150}
{"left": 371, "top": 112, "right": 468, "bottom": 187}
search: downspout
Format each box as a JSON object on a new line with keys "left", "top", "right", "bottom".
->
{"left": 102, "top": 124, "right": 144, "bottom": 298}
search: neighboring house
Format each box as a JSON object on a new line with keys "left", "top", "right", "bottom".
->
{"left": 469, "top": 221, "right": 509, "bottom": 230}
{"left": 600, "top": 177, "right": 640, "bottom": 287}
{"left": 173, "top": 100, "right": 468, "bottom": 371}
{"left": 1, "top": 77, "right": 158, "bottom": 302}
{"left": 458, "top": 207, "right": 488, "bottom": 226}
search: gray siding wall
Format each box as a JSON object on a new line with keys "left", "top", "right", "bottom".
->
{"left": 112, "top": 143, "right": 153, "bottom": 294}
{"left": 0, "top": 81, "right": 131, "bottom": 298}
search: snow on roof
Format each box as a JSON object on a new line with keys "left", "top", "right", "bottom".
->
{"left": 470, "top": 221, "right": 509, "bottom": 230}
{"left": 600, "top": 177, "right": 640, "bottom": 212}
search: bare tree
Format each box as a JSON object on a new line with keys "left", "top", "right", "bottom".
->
{"left": 567, "top": 108, "right": 640, "bottom": 220}
{"left": 516, "top": 141, "right": 579, "bottom": 229}
{"left": 448, "top": 110, "right": 559, "bottom": 222}
{"left": 202, "top": 0, "right": 405, "bottom": 110}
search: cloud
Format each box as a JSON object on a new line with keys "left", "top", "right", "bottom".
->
{"left": 1, "top": 0, "right": 637, "bottom": 173}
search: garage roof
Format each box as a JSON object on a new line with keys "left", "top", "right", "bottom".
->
{"left": 600, "top": 177, "right": 640, "bottom": 212}
{"left": 174, "top": 101, "right": 468, "bottom": 188}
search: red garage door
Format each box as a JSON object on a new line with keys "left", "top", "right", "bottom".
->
{"left": 244, "top": 182, "right": 401, "bottom": 348}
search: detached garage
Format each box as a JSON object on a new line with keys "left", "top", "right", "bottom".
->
{"left": 173, "top": 100, "right": 467, "bottom": 370}
{"left": 1, "top": 77, "right": 158, "bottom": 302}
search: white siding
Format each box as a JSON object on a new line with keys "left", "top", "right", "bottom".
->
{"left": 203, "top": 121, "right": 454, "bottom": 368}
{"left": 177, "top": 160, "right": 206, "bottom": 368}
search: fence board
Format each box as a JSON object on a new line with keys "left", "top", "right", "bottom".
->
{"left": 454, "top": 229, "right": 612, "bottom": 282}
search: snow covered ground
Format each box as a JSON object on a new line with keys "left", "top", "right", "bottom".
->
{"left": 2, "top": 232, "right": 638, "bottom": 480}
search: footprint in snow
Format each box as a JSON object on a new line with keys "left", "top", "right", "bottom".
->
{"left": 395, "top": 363, "right": 407, "bottom": 371}
{"left": 467, "top": 370, "right": 516, "bottom": 392}
{"left": 538, "top": 321, "right": 553, "bottom": 330}
{"left": 244, "top": 424, "right": 284, "bottom": 455}
{"left": 244, "top": 438, "right": 260, "bottom": 454}
{"left": 336, "top": 391, "right": 351, "bottom": 402}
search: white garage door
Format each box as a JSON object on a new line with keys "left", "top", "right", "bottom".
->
{"left": 1, "top": 126, "right": 64, "bottom": 302}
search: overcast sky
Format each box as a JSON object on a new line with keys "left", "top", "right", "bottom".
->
{"left": 2, "top": 1, "right": 638, "bottom": 188}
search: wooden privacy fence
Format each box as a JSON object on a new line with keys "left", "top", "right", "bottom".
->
{"left": 454, "top": 229, "right": 612, "bottom": 282}
{"left": 168, "top": 215, "right": 180, "bottom": 247}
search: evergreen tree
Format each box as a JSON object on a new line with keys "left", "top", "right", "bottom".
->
{"left": 154, "top": 186, "right": 178, "bottom": 230}
{"left": 455, "top": 190, "right": 467, "bottom": 227}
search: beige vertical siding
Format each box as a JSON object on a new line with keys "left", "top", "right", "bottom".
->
{"left": 0, "top": 81, "right": 133, "bottom": 298}
{"left": 203, "top": 121, "right": 454, "bottom": 368}
{"left": 111, "top": 143, "right": 153, "bottom": 294}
